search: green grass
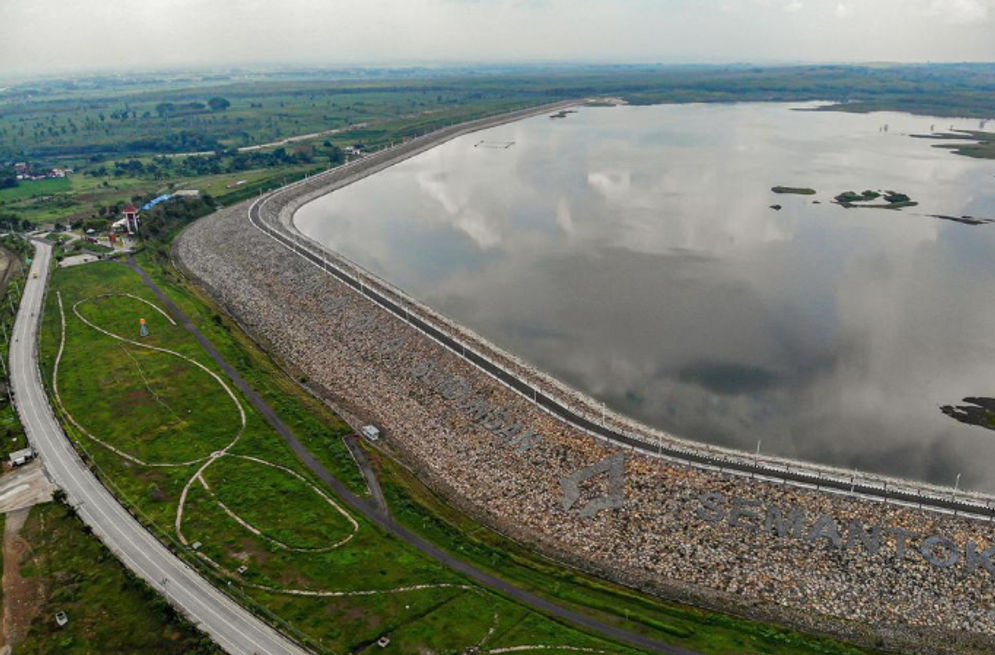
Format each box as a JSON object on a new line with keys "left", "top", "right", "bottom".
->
{"left": 51, "top": 276, "right": 240, "bottom": 464}
{"left": 0, "top": 177, "right": 70, "bottom": 201}
{"left": 186, "top": 166, "right": 317, "bottom": 198}
{"left": 80, "top": 242, "right": 114, "bottom": 254}
{"left": 13, "top": 501, "right": 220, "bottom": 655}
{"left": 39, "top": 258, "right": 649, "bottom": 654}
{"left": 201, "top": 455, "right": 356, "bottom": 550}
{"left": 0, "top": 174, "right": 155, "bottom": 225}
{"left": 135, "top": 250, "right": 368, "bottom": 494}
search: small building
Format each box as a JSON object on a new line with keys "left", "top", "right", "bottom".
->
{"left": 360, "top": 425, "right": 380, "bottom": 441}
{"left": 121, "top": 203, "right": 140, "bottom": 234}
{"left": 9, "top": 447, "right": 36, "bottom": 467}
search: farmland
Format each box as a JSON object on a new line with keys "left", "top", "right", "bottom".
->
{"left": 2, "top": 63, "right": 994, "bottom": 230}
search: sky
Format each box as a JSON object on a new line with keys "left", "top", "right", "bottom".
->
{"left": 1, "top": 0, "right": 994, "bottom": 78}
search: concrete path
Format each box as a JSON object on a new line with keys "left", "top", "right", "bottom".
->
{"left": 58, "top": 254, "right": 99, "bottom": 268}
{"left": 343, "top": 435, "right": 389, "bottom": 517}
{"left": 0, "top": 463, "right": 54, "bottom": 513}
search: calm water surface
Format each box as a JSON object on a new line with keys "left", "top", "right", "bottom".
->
{"left": 296, "top": 103, "right": 995, "bottom": 490}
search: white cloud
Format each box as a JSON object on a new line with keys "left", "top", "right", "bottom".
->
{"left": 925, "top": 0, "right": 992, "bottom": 24}
{"left": 1, "top": 0, "right": 994, "bottom": 77}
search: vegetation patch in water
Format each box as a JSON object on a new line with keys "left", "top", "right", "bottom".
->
{"left": 771, "top": 186, "right": 817, "bottom": 195}
{"left": 941, "top": 397, "right": 995, "bottom": 431}
{"left": 930, "top": 214, "right": 995, "bottom": 226}
{"left": 911, "top": 129, "right": 995, "bottom": 160}
{"left": 834, "top": 189, "right": 917, "bottom": 209}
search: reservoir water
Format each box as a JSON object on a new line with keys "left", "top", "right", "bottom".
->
{"left": 296, "top": 102, "right": 995, "bottom": 491}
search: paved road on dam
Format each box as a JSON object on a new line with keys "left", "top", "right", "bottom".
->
{"left": 9, "top": 240, "right": 311, "bottom": 655}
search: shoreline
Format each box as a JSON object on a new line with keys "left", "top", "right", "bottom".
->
{"left": 263, "top": 102, "right": 995, "bottom": 517}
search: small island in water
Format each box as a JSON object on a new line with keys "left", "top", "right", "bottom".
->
{"left": 834, "top": 189, "right": 918, "bottom": 209}
{"left": 771, "top": 186, "right": 817, "bottom": 195}
{"left": 941, "top": 397, "right": 995, "bottom": 432}
{"left": 549, "top": 109, "right": 578, "bottom": 119}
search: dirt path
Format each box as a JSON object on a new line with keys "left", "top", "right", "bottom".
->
{"left": 0, "top": 508, "right": 44, "bottom": 651}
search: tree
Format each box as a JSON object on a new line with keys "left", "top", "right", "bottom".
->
{"left": 207, "top": 97, "right": 231, "bottom": 112}
{"left": 0, "top": 168, "right": 17, "bottom": 189}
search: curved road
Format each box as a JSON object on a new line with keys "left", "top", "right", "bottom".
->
{"left": 10, "top": 240, "right": 311, "bottom": 655}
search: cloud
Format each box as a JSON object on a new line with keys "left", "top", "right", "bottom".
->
{"left": 925, "top": 0, "right": 992, "bottom": 24}
{"left": 1, "top": 0, "right": 994, "bottom": 77}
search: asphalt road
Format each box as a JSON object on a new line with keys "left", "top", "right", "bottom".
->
{"left": 9, "top": 240, "right": 310, "bottom": 655}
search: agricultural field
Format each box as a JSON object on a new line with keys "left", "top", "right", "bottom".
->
{"left": 5, "top": 64, "right": 995, "bottom": 163}
{"left": 3, "top": 63, "right": 995, "bottom": 230}
{"left": 0, "top": 177, "right": 70, "bottom": 202}
{"left": 38, "top": 258, "right": 646, "bottom": 654}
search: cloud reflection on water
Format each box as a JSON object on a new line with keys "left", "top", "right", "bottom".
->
{"left": 297, "top": 102, "right": 995, "bottom": 490}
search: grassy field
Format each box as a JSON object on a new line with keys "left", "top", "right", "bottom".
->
{"left": 5, "top": 64, "right": 995, "bottom": 163}
{"left": 0, "top": 177, "right": 71, "bottom": 201}
{"left": 39, "top": 258, "right": 648, "bottom": 654}
{"left": 11, "top": 501, "right": 220, "bottom": 655}
{"left": 60, "top": 291, "right": 240, "bottom": 463}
